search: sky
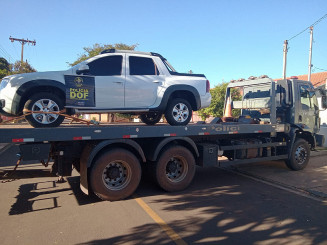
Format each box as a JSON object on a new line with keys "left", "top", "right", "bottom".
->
{"left": 1, "top": 0, "right": 327, "bottom": 87}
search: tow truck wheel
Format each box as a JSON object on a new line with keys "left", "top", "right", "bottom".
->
{"left": 165, "top": 98, "right": 192, "bottom": 126}
{"left": 155, "top": 146, "right": 195, "bottom": 192}
{"left": 285, "top": 138, "right": 310, "bottom": 171}
{"left": 24, "top": 92, "right": 65, "bottom": 128}
{"left": 90, "top": 148, "right": 141, "bottom": 201}
{"left": 139, "top": 112, "right": 162, "bottom": 125}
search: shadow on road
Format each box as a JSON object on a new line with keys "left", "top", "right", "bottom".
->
{"left": 4, "top": 165, "right": 327, "bottom": 244}
{"left": 79, "top": 167, "right": 327, "bottom": 244}
{"left": 9, "top": 181, "right": 71, "bottom": 215}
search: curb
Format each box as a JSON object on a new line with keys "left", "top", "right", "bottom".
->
{"left": 311, "top": 147, "right": 327, "bottom": 157}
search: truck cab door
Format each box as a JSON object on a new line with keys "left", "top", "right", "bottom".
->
{"left": 125, "top": 55, "right": 164, "bottom": 108}
{"left": 296, "top": 83, "right": 319, "bottom": 133}
{"left": 87, "top": 55, "right": 125, "bottom": 109}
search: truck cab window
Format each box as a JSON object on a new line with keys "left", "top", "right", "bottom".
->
{"left": 88, "top": 55, "right": 123, "bottom": 76}
{"left": 310, "top": 92, "right": 319, "bottom": 110}
{"left": 129, "top": 56, "right": 160, "bottom": 75}
{"left": 300, "top": 85, "right": 311, "bottom": 109}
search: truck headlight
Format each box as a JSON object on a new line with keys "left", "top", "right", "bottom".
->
{"left": 0, "top": 78, "right": 9, "bottom": 90}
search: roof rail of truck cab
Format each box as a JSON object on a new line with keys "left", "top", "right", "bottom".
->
{"left": 100, "top": 49, "right": 167, "bottom": 61}
{"left": 100, "top": 49, "right": 152, "bottom": 56}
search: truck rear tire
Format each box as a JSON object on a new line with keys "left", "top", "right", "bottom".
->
{"left": 285, "top": 138, "right": 310, "bottom": 171}
{"left": 90, "top": 148, "right": 141, "bottom": 201}
{"left": 155, "top": 146, "right": 195, "bottom": 192}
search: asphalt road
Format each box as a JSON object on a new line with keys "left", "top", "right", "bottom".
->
{"left": 0, "top": 146, "right": 327, "bottom": 244}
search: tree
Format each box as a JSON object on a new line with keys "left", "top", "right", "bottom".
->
{"left": 197, "top": 82, "right": 241, "bottom": 120}
{"left": 0, "top": 58, "right": 36, "bottom": 80}
{"left": 0, "top": 57, "right": 10, "bottom": 79}
{"left": 69, "top": 43, "right": 138, "bottom": 67}
{"left": 11, "top": 61, "right": 36, "bottom": 74}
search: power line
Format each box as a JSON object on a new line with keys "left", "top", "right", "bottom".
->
{"left": 0, "top": 44, "right": 14, "bottom": 62}
{"left": 288, "top": 13, "right": 327, "bottom": 41}
{"left": 313, "top": 66, "right": 327, "bottom": 72}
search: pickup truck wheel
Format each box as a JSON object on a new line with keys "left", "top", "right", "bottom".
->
{"left": 155, "top": 146, "right": 195, "bottom": 192}
{"left": 90, "top": 148, "right": 141, "bottom": 201}
{"left": 285, "top": 138, "right": 310, "bottom": 170}
{"left": 165, "top": 98, "right": 192, "bottom": 126}
{"left": 139, "top": 112, "right": 162, "bottom": 125}
{"left": 24, "top": 92, "right": 65, "bottom": 128}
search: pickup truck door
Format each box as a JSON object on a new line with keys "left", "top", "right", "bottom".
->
{"left": 296, "top": 82, "right": 319, "bottom": 133}
{"left": 87, "top": 55, "right": 125, "bottom": 109}
{"left": 125, "top": 55, "right": 164, "bottom": 108}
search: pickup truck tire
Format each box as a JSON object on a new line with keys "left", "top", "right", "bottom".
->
{"left": 90, "top": 148, "right": 141, "bottom": 201}
{"left": 165, "top": 98, "right": 192, "bottom": 126}
{"left": 139, "top": 112, "right": 162, "bottom": 125}
{"left": 285, "top": 138, "right": 310, "bottom": 171}
{"left": 155, "top": 145, "right": 195, "bottom": 192}
{"left": 24, "top": 92, "right": 65, "bottom": 128}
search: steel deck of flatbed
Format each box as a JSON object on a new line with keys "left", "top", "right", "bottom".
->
{"left": 0, "top": 122, "right": 289, "bottom": 144}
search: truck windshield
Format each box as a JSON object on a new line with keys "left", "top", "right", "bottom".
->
{"left": 243, "top": 85, "right": 271, "bottom": 99}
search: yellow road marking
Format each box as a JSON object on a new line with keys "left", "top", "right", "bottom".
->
{"left": 134, "top": 196, "right": 187, "bottom": 245}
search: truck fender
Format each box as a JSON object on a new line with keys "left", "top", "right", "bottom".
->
{"left": 156, "top": 85, "right": 201, "bottom": 111}
{"left": 288, "top": 128, "right": 315, "bottom": 158}
{"left": 147, "top": 137, "right": 199, "bottom": 162}
{"left": 79, "top": 139, "right": 146, "bottom": 195}
{"left": 13, "top": 79, "right": 66, "bottom": 115}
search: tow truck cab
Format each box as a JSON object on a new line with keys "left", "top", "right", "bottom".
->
{"left": 225, "top": 77, "right": 327, "bottom": 145}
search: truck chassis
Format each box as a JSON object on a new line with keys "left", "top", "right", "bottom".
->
{"left": 0, "top": 120, "right": 310, "bottom": 201}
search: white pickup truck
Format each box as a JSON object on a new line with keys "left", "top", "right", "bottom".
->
{"left": 0, "top": 49, "right": 211, "bottom": 127}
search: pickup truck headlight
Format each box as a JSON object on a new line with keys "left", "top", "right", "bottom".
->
{"left": 0, "top": 78, "right": 9, "bottom": 90}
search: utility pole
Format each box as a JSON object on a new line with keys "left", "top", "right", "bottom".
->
{"left": 9, "top": 36, "right": 36, "bottom": 64}
{"left": 282, "top": 40, "right": 288, "bottom": 79}
{"left": 308, "top": 26, "right": 313, "bottom": 81}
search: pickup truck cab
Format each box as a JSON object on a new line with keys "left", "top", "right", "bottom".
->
{"left": 0, "top": 49, "right": 211, "bottom": 127}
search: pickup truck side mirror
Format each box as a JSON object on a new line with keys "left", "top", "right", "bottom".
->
{"left": 322, "top": 95, "right": 327, "bottom": 109}
{"left": 76, "top": 64, "right": 90, "bottom": 75}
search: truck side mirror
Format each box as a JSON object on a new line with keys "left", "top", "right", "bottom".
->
{"left": 76, "top": 64, "right": 90, "bottom": 75}
{"left": 322, "top": 95, "right": 327, "bottom": 109}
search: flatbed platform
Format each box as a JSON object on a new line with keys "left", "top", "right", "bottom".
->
{"left": 0, "top": 122, "right": 289, "bottom": 143}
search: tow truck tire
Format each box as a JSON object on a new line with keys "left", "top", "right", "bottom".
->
{"left": 90, "top": 148, "right": 141, "bottom": 201}
{"left": 285, "top": 138, "right": 310, "bottom": 171}
{"left": 139, "top": 112, "right": 162, "bottom": 125}
{"left": 155, "top": 146, "right": 195, "bottom": 192}
{"left": 24, "top": 92, "right": 65, "bottom": 128}
{"left": 165, "top": 98, "right": 192, "bottom": 126}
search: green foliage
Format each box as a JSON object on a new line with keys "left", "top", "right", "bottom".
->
{"left": 0, "top": 57, "right": 11, "bottom": 79}
{"left": 69, "top": 43, "right": 138, "bottom": 67}
{"left": 197, "top": 82, "right": 241, "bottom": 120}
{"left": 0, "top": 58, "right": 10, "bottom": 71}
{"left": 11, "top": 61, "right": 36, "bottom": 74}
{"left": 0, "top": 69, "right": 9, "bottom": 79}
{"left": 0, "top": 58, "right": 36, "bottom": 79}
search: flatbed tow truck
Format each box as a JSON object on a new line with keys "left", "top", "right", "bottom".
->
{"left": 0, "top": 77, "right": 326, "bottom": 201}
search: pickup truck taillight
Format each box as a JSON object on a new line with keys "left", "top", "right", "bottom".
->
{"left": 206, "top": 80, "right": 210, "bottom": 93}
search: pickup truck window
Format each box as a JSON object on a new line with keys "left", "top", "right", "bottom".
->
{"left": 88, "top": 55, "right": 122, "bottom": 76}
{"left": 129, "top": 56, "right": 159, "bottom": 75}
